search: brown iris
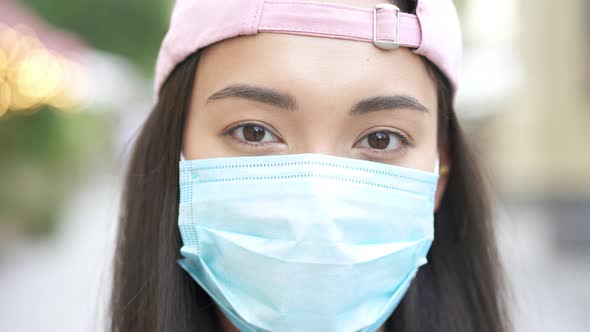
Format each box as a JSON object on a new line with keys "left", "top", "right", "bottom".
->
{"left": 367, "top": 132, "right": 390, "bottom": 149}
{"left": 242, "top": 125, "right": 266, "bottom": 142}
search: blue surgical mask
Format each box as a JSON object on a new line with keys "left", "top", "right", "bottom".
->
{"left": 177, "top": 153, "right": 439, "bottom": 332}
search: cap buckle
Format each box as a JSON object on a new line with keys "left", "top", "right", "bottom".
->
{"left": 373, "top": 4, "right": 401, "bottom": 50}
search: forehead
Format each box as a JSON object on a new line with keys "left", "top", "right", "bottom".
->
{"left": 191, "top": 3, "right": 437, "bottom": 113}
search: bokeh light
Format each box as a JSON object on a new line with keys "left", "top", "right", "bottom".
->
{"left": 0, "top": 78, "right": 10, "bottom": 116}
{"left": 0, "top": 23, "right": 88, "bottom": 117}
{"left": 17, "top": 48, "right": 63, "bottom": 100}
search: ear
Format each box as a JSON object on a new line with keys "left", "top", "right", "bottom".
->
{"left": 435, "top": 144, "right": 451, "bottom": 211}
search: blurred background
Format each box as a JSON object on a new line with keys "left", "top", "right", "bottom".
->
{"left": 0, "top": 0, "right": 588, "bottom": 331}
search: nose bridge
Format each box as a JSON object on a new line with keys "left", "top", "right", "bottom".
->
{"left": 291, "top": 119, "right": 347, "bottom": 157}
{"left": 298, "top": 144, "right": 340, "bottom": 156}
{"left": 293, "top": 139, "right": 339, "bottom": 155}
{"left": 290, "top": 92, "right": 353, "bottom": 156}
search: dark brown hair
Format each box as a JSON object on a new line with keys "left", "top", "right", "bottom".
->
{"left": 110, "top": 1, "right": 509, "bottom": 331}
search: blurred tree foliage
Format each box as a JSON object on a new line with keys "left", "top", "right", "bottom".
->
{"left": 22, "top": 0, "right": 172, "bottom": 74}
{"left": 0, "top": 109, "right": 111, "bottom": 235}
{"left": 1, "top": 0, "right": 171, "bottom": 237}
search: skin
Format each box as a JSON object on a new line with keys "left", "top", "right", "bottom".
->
{"left": 182, "top": 1, "right": 450, "bottom": 330}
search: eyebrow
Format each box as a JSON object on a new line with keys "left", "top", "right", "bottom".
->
{"left": 207, "top": 84, "right": 297, "bottom": 111}
{"left": 206, "top": 84, "right": 429, "bottom": 114}
{"left": 350, "top": 95, "right": 429, "bottom": 114}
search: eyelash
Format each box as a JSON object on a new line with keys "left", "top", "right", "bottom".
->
{"left": 221, "top": 122, "right": 283, "bottom": 148}
{"left": 357, "top": 129, "right": 413, "bottom": 155}
{"left": 221, "top": 122, "right": 413, "bottom": 154}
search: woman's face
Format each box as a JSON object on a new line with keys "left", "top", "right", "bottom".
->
{"left": 183, "top": 1, "right": 442, "bottom": 181}
{"left": 182, "top": 3, "right": 447, "bottom": 330}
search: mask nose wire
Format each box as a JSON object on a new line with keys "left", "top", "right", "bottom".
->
{"left": 181, "top": 151, "right": 441, "bottom": 174}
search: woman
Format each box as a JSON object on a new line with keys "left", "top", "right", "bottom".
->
{"left": 110, "top": 0, "right": 509, "bottom": 331}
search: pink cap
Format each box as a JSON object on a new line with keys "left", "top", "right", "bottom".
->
{"left": 154, "top": 0, "right": 462, "bottom": 98}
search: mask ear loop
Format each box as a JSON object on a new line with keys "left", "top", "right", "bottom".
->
{"left": 434, "top": 152, "right": 440, "bottom": 175}
{"left": 180, "top": 151, "right": 186, "bottom": 161}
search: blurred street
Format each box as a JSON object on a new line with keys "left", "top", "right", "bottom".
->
{"left": 495, "top": 200, "right": 590, "bottom": 331}
{"left": 0, "top": 171, "right": 120, "bottom": 332}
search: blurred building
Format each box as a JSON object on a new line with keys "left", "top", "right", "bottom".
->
{"left": 459, "top": 0, "right": 589, "bottom": 225}
{"left": 457, "top": 1, "right": 589, "bottom": 330}
{"left": 486, "top": 0, "right": 590, "bottom": 199}
{"left": 481, "top": 0, "right": 590, "bottom": 254}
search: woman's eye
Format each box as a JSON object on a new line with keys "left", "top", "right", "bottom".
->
{"left": 355, "top": 131, "right": 405, "bottom": 152}
{"left": 228, "top": 123, "right": 280, "bottom": 144}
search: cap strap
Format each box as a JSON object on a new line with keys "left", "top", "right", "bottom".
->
{"left": 257, "top": 1, "right": 422, "bottom": 49}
